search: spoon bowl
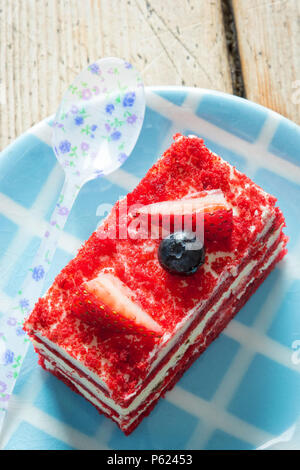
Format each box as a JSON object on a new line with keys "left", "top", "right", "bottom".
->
{"left": 53, "top": 58, "right": 145, "bottom": 181}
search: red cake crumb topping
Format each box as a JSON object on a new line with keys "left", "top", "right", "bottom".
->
{"left": 25, "top": 134, "right": 279, "bottom": 400}
{"left": 211, "top": 256, "right": 234, "bottom": 275}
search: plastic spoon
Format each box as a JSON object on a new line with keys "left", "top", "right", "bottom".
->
{"left": 0, "top": 58, "right": 145, "bottom": 432}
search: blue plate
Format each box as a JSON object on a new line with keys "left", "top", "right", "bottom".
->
{"left": 0, "top": 87, "right": 300, "bottom": 450}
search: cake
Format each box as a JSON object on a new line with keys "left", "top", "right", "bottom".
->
{"left": 24, "top": 134, "right": 287, "bottom": 435}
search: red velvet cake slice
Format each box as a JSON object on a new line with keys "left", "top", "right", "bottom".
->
{"left": 24, "top": 134, "right": 287, "bottom": 435}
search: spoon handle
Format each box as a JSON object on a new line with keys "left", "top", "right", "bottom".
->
{"left": 0, "top": 176, "right": 81, "bottom": 432}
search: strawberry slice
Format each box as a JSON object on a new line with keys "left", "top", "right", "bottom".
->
{"left": 71, "top": 273, "right": 163, "bottom": 338}
{"left": 134, "top": 190, "right": 227, "bottom": 216}
{"left": 128, "top": 190, "right": 233, "bottom": 244}
{"left": 204, "top": 208, "right": 233, "bottom": 244}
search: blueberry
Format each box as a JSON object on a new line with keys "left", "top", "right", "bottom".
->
{"left": 158, "top": 231, "right": 205, "bottom": 275}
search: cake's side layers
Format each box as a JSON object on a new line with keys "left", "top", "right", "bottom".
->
{"left": 35, "top": 240, "right": 286, "bottom": 434}
{"left": 31, "top": 233, "right": 287, "bottom": 433}
{"left": 28, "top": 218, "right": 285, "bottom": 410}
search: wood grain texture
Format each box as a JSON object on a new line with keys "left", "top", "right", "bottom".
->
{"left": 233, "top": 0, "right": 300, "bottom": 124}
{"left": 0, "top": 0, "right": 232, "bottom": 150}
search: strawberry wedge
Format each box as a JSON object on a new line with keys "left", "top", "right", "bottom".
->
{"left": 129, "top": 189, "right": 233, "bottom": 245}
{"left": 71, "top": 273, "right": 163, "bottom": 337}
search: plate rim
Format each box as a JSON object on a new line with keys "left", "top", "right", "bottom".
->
{"left": 1, "top": 85, "right": 300, "bottom": 159}
{"left": 149, "top": 85, "right": 300, "bottom": 132}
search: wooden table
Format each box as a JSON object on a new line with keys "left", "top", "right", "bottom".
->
{"left": 0, "top": 0, "right": 299, "bottom": 150}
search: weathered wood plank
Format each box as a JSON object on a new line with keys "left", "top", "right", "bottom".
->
{"left": 233, "top": 0, "right": 300, "bottom": 124}
{"left": 0, "top": 0, "right": 232, "bottom": 150}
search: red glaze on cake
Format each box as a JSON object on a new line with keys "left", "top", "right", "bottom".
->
{"left": 24, "top": 134, "right": 287, "bottom": 434}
